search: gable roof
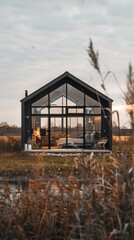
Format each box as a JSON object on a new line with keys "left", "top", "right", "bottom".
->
{"left": 20, "top": 71, "right": 113, "bottom": 104}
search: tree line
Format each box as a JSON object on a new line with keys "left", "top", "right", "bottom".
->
{"left": 0, "top": 122, "right": 21, "bottom": 136}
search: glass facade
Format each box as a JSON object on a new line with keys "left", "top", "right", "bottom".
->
{"left": 21, "top": 72, "right": 112, "bottom": 151}
{"left": 30, "top": 83, "right": 102, "bottom": 149}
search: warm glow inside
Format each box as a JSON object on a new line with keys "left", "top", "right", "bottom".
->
{"left": 112, "top": 104, "right": 134, "bottom": 111}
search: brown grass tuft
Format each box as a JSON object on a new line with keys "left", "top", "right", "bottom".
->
{"left": 0, "top": 150, "right": 133, "bottom": 239}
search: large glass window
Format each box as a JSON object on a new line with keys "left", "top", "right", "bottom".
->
{"left": 31, "top": 117, "right": 49, "bottom": 149}
{"left": 30, "top": 84, "right": 103, "bottom": 149}
{"left": 32, "top": 95, "right": 48, "bottom": 107}
{"left": 68, "top": 107, "right": 84, "bottom": 114}
{"left": 41, "top": 107, "right": 48, "bottom": 114}
{"left": 50, "top": 117, "right": 66, "bottom": 148}
{"left": 85, "top": 107, "right": 101, "bottom": 115}
{"left": 67, "top": 84, "right": 84, "bottom": 106}
{"left": 50, "top": 85, "right": 66, "bottom": 106}
{"left": 85, "top": 115, "right": 101, "bottom": 148}
{"left": 32, "top": 107, "right": 48, "bottom": 115}
{"left": 85, "top": 95, "right": 100, "bottom": 106}
{"left": 50, "top": 107, "right": 65, "bottom": 114}
{"left": 68, "top": 117, "right": 83, "bottom": 138}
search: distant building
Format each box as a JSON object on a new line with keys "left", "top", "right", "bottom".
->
{"left": 20, "top": 72, "right": 113, "bottom": 150}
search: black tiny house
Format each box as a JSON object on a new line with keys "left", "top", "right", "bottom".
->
{"left": 20, "top": 72, "right": 113, "bottom": 150}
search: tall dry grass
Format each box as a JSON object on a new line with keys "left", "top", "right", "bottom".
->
{"left": 0, "top": 151, "right": 133, "bottom": 239}
{"left": 0, "top": 136, "right": 21, "bottom": 152}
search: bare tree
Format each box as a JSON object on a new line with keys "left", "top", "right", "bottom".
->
{"left": 124, "top": 63, "right": 134, "bottom": 130}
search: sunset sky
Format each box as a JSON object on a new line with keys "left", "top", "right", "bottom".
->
{"left": 0, "top": 0, "right": 133, "bottom": 128}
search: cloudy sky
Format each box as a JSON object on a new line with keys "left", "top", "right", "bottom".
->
{"left": 0, "top": 0, "right": 133, "bottom": 127}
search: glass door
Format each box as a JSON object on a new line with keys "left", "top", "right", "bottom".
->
{"left": 50, "top": 117, "right": 66, "bottom": 148}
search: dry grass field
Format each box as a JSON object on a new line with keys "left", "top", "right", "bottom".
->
{"left": 0, "top": 136, "right": 21, "bottom": 152}
{"left": 0, "top": 138, "right": 133, "bottom": 239}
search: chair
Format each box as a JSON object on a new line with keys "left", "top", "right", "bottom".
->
{"left": 94, "top": 137, "right": 108, "bottom": 149}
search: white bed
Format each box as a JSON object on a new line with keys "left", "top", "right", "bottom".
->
{"left": 57, "top": 133, "right": 96, "bottom": 148}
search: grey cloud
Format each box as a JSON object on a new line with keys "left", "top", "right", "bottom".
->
{"left": 0, "top": 0, "right": 133, "bottom": 126}
{"left": 108, "top": 0, "right": 134, "bottom": 18}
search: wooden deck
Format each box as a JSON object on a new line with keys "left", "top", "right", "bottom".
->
{"left": 24, "top": 148, "right": 111, "bottom": 154}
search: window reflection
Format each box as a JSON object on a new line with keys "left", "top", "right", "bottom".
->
{"left": 67, "top": 84, "right": 84, "bottom": 106}
{"left": 30, "top": 84, "right": 102, "bottom": 149}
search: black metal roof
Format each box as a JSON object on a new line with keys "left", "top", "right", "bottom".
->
{"left": 20, "top": 71, "right": 113, "bottom": 103}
